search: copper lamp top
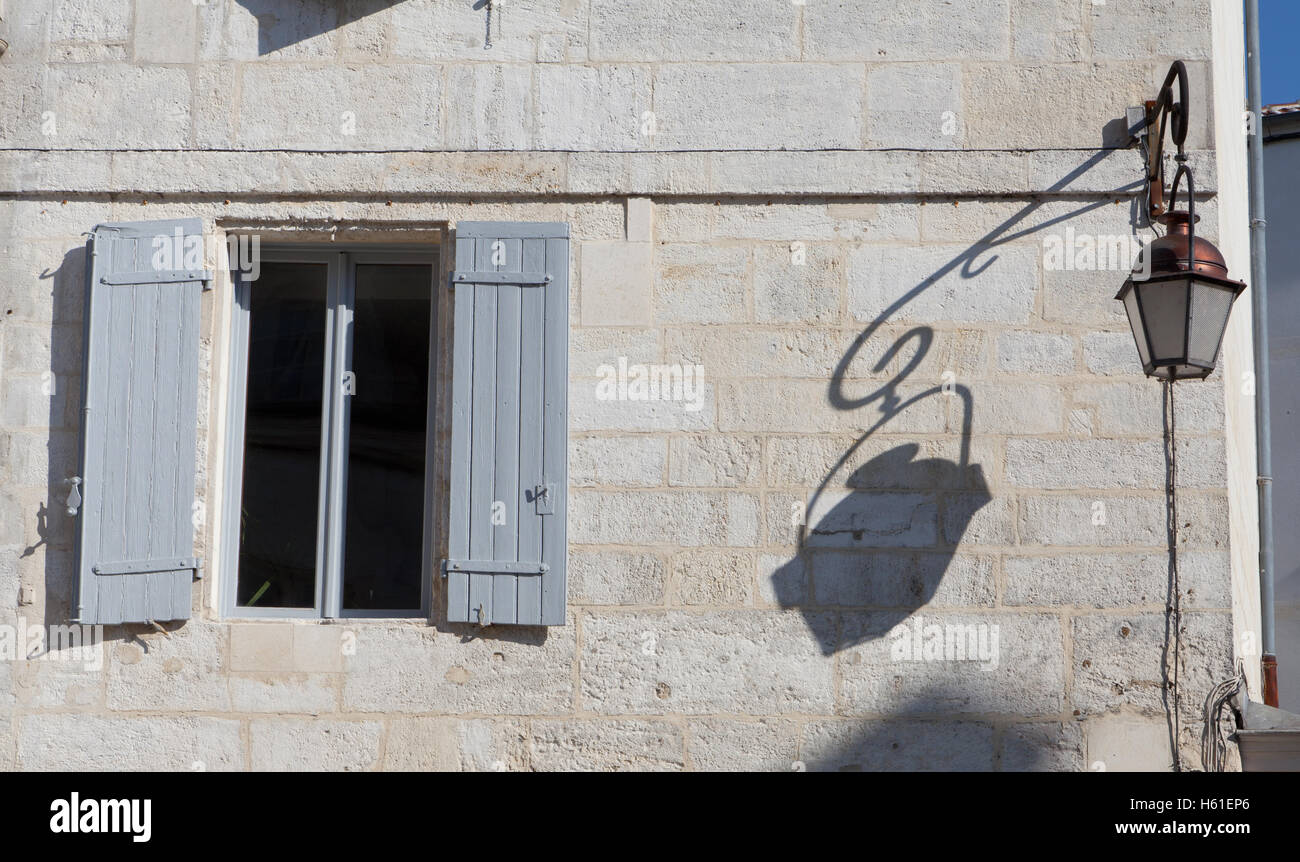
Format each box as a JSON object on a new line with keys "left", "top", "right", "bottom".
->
{"left": 1142, "top": 210, "right": 1230, "bottom": 279}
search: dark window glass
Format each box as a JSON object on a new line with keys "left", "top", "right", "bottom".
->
{"left": 342, "top": 264, "right": 432, "bottom": 610}
{"left": 236, "top": 262, "right": 327, "bottom": 609}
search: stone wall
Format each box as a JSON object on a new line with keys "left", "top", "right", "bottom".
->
{"left": 0, "top": 0, "right": 1245, "bottom": 770}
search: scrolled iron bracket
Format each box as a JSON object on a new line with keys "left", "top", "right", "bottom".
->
{"left": 1140, "top": 60, "right": 1204, "bottom": 270}
{"left": 1144, "top": 59, "right": 1191, "bottom": 223}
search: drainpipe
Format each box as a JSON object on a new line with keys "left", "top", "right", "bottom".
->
{"left": 1245, "top": 0, "right": 1278, "bottom": 707}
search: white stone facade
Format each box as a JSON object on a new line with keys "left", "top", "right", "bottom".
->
{"left": 0, "top": 0, "right": 1254, "bottom": 770}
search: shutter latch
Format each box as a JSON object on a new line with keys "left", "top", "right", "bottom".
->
{"left": 531, "top": 483, "right": 555, "bottom": 515}
{"left": 64, "top": 477, "right": 82, "bottom": 516}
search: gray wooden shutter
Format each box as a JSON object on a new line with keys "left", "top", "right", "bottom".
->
{"left": 72, "top": 219, "right": 210, "bottom": 625}
{"left": 446, "top": 222, "right": 569, "bottom": 626}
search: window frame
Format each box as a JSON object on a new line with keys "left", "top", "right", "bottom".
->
{"left": 220, "top": 244, "right": 439, "bottom": 620}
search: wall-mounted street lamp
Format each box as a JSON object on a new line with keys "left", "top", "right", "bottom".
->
{"left": 1117, "top": 60, "right": 1246, "bottom": 380}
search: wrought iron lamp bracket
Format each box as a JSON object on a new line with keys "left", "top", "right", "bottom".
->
{"left": 1143, "top": 60, "right": 1197, "bottom": 270}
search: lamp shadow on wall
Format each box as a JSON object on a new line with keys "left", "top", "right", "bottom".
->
{"left": 232, "top": 0, "right": 405, "bottom": 56}
{"left": 800, "top": 681, "right": 1079, "bottom": 771}
{"left": 770, "top": 148, "right": 1149, "bottom": 659}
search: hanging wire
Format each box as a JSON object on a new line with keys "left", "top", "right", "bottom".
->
{"left": 1161, "top": 379, "right": 1184, "bottom": 770}
{"left": 1202, "top": 661, "right": 1247, "bottom": 772}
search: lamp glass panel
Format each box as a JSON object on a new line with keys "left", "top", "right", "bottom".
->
{"left": 1137, "top": 278, "right": 1189, "bottom": 363}
{"left": 1121, "top": 285, "right": 1151, "bottom": 369}
{"left": 1187, "top": 280, "right": 1235, "bottom": 366}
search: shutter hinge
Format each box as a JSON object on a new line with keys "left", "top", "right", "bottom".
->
{"left": 100, "top": 270, "right": 214, "bottom": 287}
{"left": 443, "top": 559, "right": 549, "bottom": 576}
{"left": 449, "top": 271, "right": 551, "bottom": 287}
{"left": 92, "top": 557, "right": 202, "bottom": 578}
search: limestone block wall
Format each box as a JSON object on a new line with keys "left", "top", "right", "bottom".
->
{"left": 0, "top": 0, "right": 1247, "bottom": 771}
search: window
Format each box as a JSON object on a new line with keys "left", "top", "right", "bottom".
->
{"left": 221, "top": 247, "right": 437, "bottom": 619}
{"left": 74, "top": 220, "right": 569, "bottom": 627}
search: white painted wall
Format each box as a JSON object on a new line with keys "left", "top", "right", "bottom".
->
{"left": 1212, "top": 0, "right": 1260, "bottom": 700}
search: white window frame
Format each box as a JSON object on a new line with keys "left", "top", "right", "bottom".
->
{"left": 219, "top": 245, "right": 439, "bottom": 620}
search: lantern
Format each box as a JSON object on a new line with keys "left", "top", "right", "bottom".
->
{"left": 1118, "top": 59, "right": 1246, "bottom": 380}
{"left": 1116, "top": 211, "right": 1246, "bottom": 380}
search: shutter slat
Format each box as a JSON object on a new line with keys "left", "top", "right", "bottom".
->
{"left": 121, "top": 238, "right": 159, "bottom": 623}
{"left": 447, "top": 232, "right": 477, "bottom": 623}
{"left": 147, "top": 280, "right": 174, "bottom": 617}
{"left": 77, "top": 238, "right": 106, "bottom": 622}
{"left": 169, "top": 258, "right": 202, "bottom": 618}
{"left": 95, "top": 235, "right": 135, "bottom": 625}
{"left": 540, "top": 235, "right": 569, "bottom": 626}
{"left": 515, "top": 237, "right": 546, "bottom": 623}
{"left": 73, "top": 220, "right": 203, "bottom": 625}
{"left": 491, "top": 237, "right": 523, "bottom": 625}
{"left": 154, "top": 266, "right": 184, "bottom": 620}
{"left": 467, "top": 236, "right": 499, "bottom": 625}
{"left": 445, "top": 223, "right": 568, "bottom": 626}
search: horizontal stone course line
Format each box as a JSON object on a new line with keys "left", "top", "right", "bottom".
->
{"left": 556, "top": 601, "right": 1235, "bottom": 613}
{"left": 0, "top": 149, "right": 1219, "bottom": 197}
{"left": 0, "top": 146, "right": 1184, "bottom": 154}
{"left": 0, "top": 191, "right": 1218, "bottom": 203}
{"left": 5, "top": 708, "right": 1097, "bottom": 724}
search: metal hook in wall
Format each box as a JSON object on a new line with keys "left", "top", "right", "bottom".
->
{"left": 478, "top": 0, "right": 504, "bottom": 49}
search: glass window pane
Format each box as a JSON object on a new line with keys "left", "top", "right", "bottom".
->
{"left": 237, "top": 262, "right": 328, "bottom": 609}
{"left": 342, "top": 263, "right": 432, "bottom": 611}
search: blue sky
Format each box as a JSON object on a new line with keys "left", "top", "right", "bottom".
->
{"left": 1262, "top": 0, "right": 1300, "bottom": 104}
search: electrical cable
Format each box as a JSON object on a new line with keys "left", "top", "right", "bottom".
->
{"left": 1162, "top": 379, "right": 1183, "bottom": 770}
{"left": 1201, "top": 661, "right": 1247, "bottom": 772}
